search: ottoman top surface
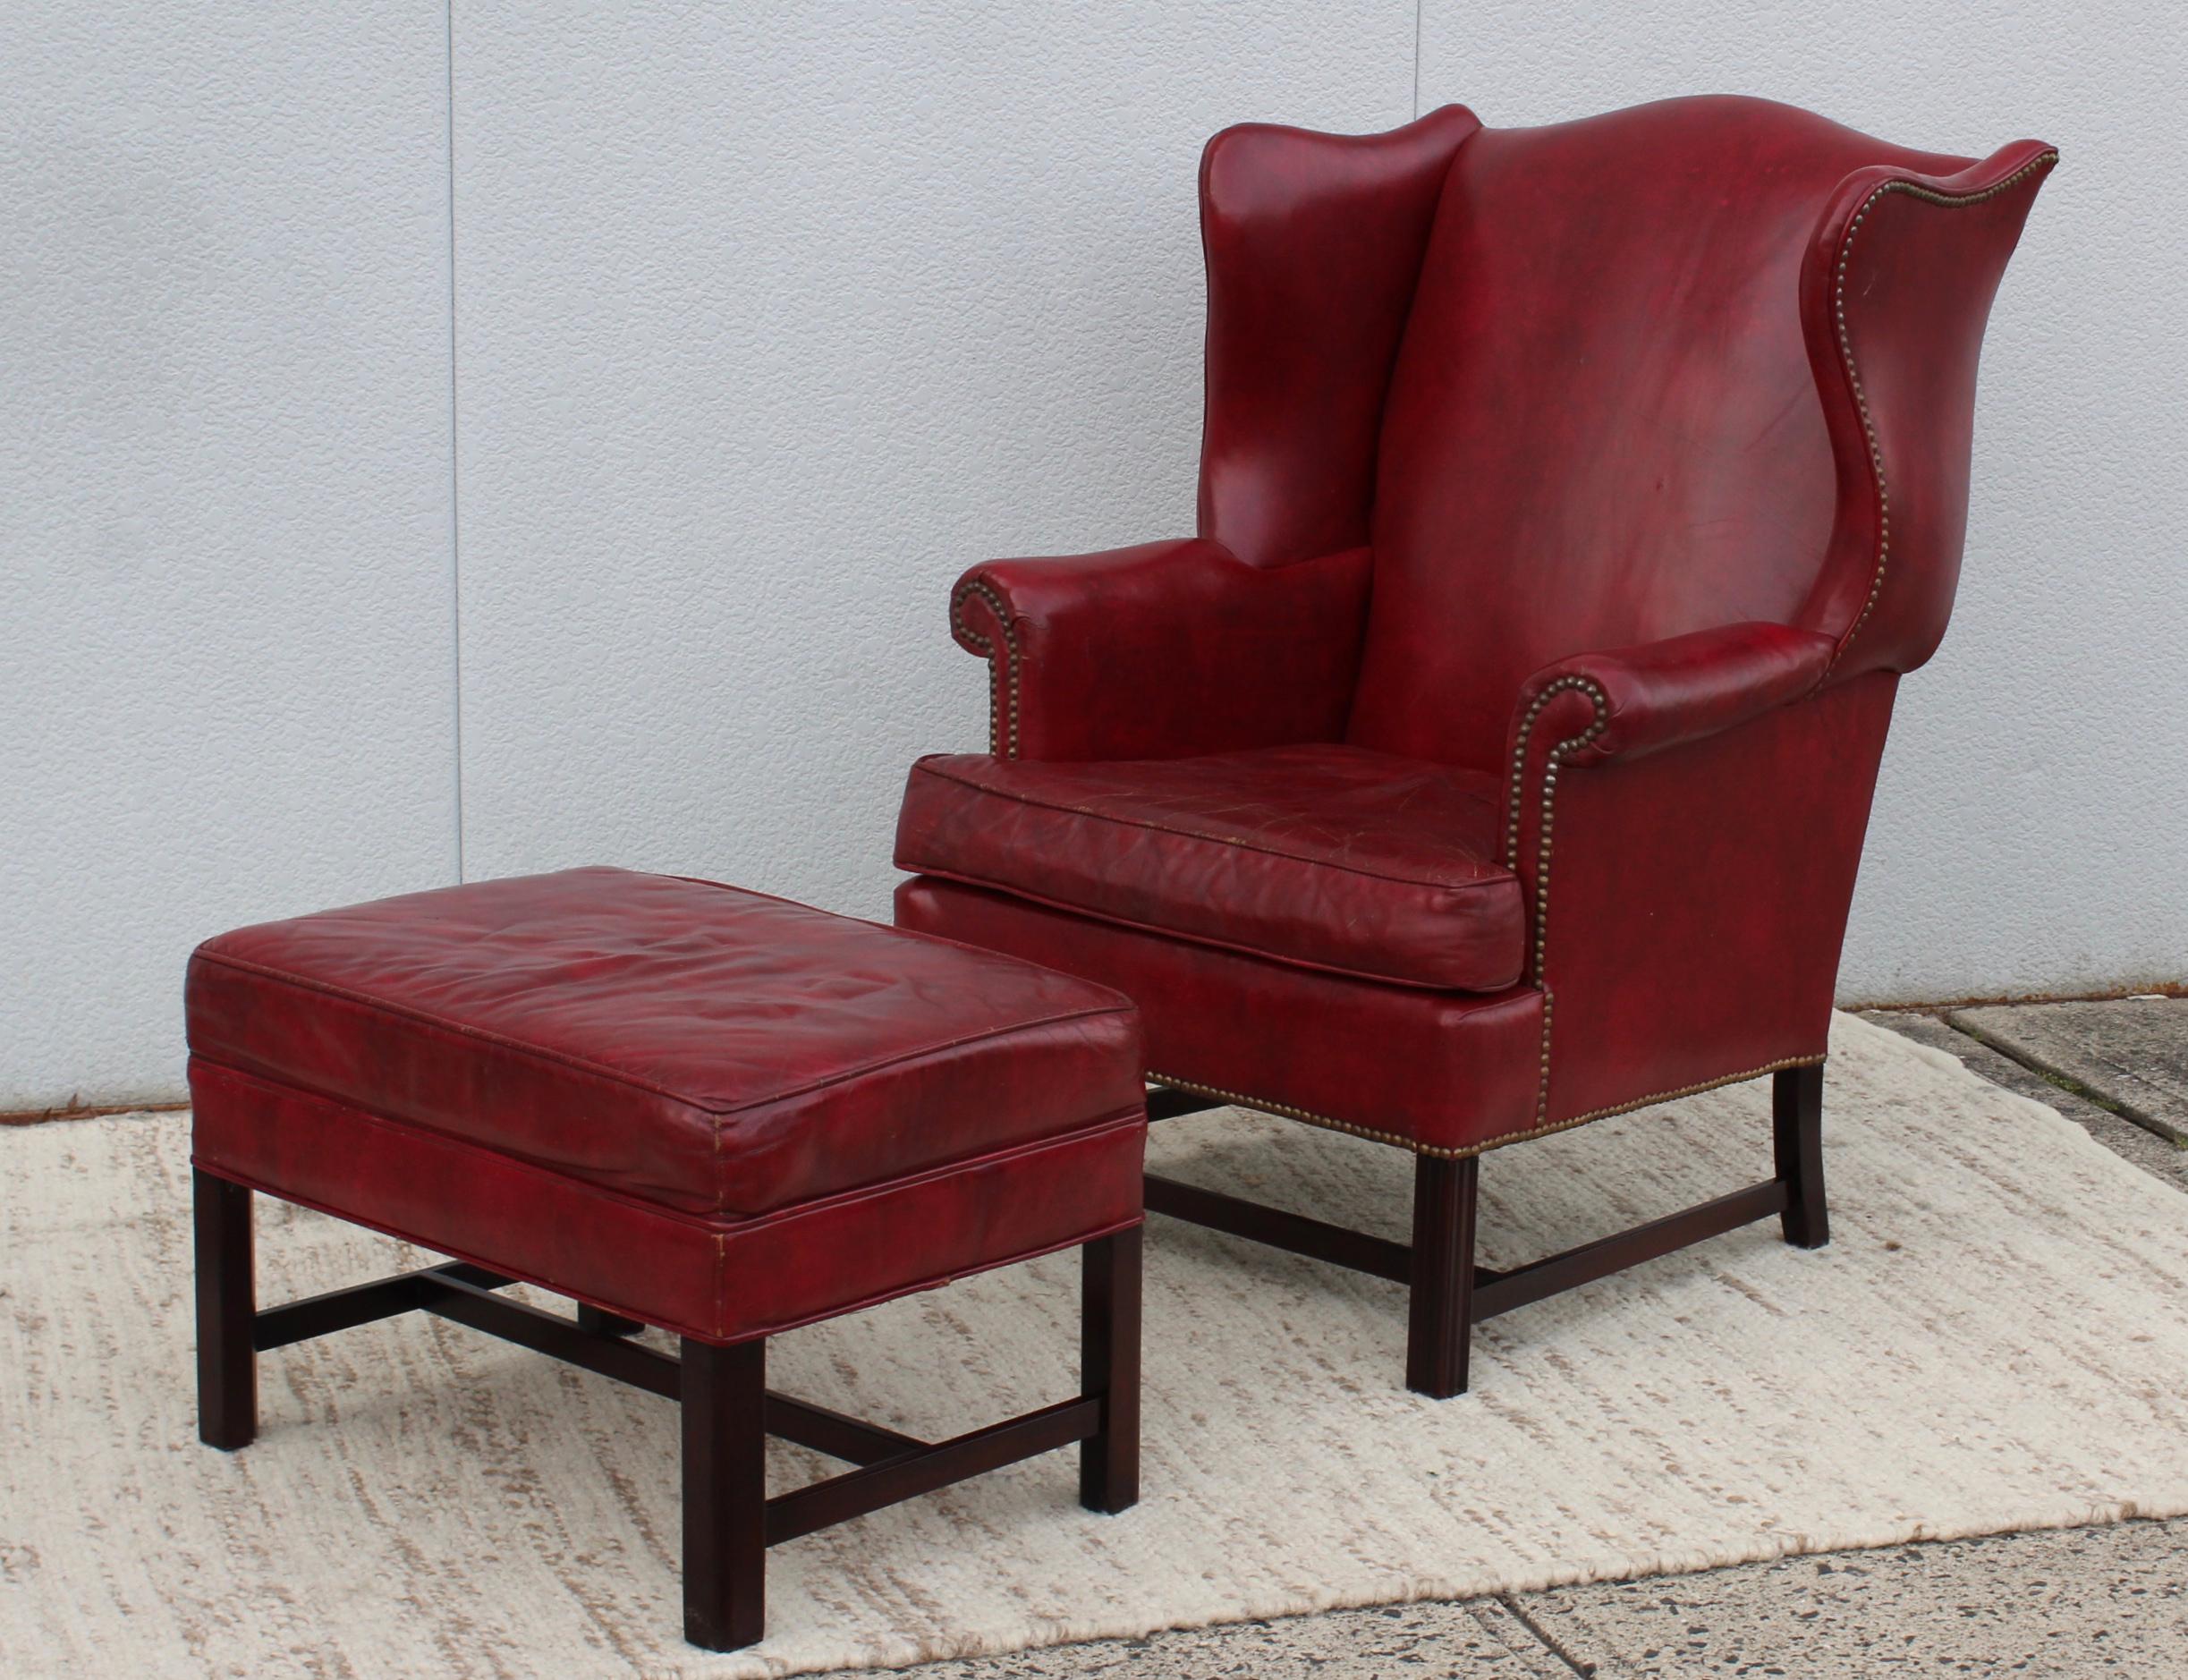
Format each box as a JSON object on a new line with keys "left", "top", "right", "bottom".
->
{"left": 186, "top": 867, "right": 1142, "bottom": 1218}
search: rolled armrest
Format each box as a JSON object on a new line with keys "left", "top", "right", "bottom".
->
{"left": 1504, "top": 666, "right": 1900, "bottom": 1128}
{"left": 1507, "top": 622, "right": 1836, "bottom": 774}
{"left": 951, "top": 537, "right": 1373, "bottom": 761}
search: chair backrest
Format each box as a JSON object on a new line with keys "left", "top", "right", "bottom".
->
{"left": 1343, "top": 97, "right": 2022, "bottom": 769}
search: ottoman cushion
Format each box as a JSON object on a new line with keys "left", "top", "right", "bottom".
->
{"left": 186, "top": 867, "right": 1142, "bottom": 1217}
{"left": 186, "top": 868, "right": 1146, "bottom": 1343}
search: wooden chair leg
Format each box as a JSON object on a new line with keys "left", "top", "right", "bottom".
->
{"left": 1405, "top": 1154, "right": 1480, "bottom": 1398}
{"left": 577, "top": 1304, "right": 643, "bottom": 1337}
{"left": 1079, "top": 1225, "right": 1141, "bottom": 1514}
{"left": 681, "top": 1336, "right": 767, "bottom": 1652}
{"left": 194, "top": 1168, "right": 257, "bottom": 1450}
{"left": 1774, "top": 1064, "right": 1829, "bottom": 1249}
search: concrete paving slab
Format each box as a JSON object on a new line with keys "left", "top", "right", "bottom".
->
{"left": 816, "top": 1596, "right": 1575, "bottom": 1678}
{"left": 1520, "top": 1515, "right": 2188, "bottom": 1677}
{"left": 1946, "top": 998, "right": 2188, "bottom": 1146}
{"left": 1861, "top": 1010, "right": 2188, "bottom": 1192}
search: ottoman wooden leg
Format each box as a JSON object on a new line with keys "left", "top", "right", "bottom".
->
{"left": 682, "top": 1336, "right": 767, "bottom": 1651}
{"left": 1079, "top": 1225, "right": 1141, "bottom": 1515}
{"left": 193, "top": 1168, "right": 258, "bottom": 1451}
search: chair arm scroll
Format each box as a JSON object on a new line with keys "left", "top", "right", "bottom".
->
{"left": 1506, "top": 622, "right": 1837, "bottom": 779}
{"left": 949, "top": 538, "right": 1372, "bottom": 761}
{"left": 1500, "top": 621, "right": 1838, "bottom": 949}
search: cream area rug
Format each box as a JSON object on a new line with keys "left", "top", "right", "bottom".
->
{"left": 5, "top": 1013, "right": 2188, "bottom": 1677}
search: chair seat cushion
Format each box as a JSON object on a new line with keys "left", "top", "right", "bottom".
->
{"left": 894, "top": 744, "right": 1526, "bottom": 991}
{"left": 184, "top": 867, "right": 1143, "bottom": 1218}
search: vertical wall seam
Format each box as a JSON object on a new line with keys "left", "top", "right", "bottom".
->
{"left": 445, "top": 0, "right": 465, "bottom": 882}
{"left": 1411, "top": 0, "right": 1421, "bottom": 117}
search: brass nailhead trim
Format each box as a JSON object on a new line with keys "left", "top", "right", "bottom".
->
{"left": 1149, "top": 1072, "right": 1434, "bottom": 1152}
{"left": 950, "top": 576, "right": 1022, "bottom": 758}
{"left": 1502, "top": 675, "right": 1610, "bottom": 1121}
{"left": 1825, "top": 151, "right": 2058, "bottom": 675}
{"left": 1465, "top": 1053, "right": 1826, "bottom": 1155}
{"left": 1149, "top": 1054, "right": 1825, "bottom": 1160}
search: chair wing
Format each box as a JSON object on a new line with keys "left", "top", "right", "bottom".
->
{"left": 1799, "top": 142, "right": 2057, "bottom": 682}
{"left": 1349, "top": 97, "right": 2048, "bottom": 771}
{"left": 1197, "top": 105, "right": 1479, "bottom": 567}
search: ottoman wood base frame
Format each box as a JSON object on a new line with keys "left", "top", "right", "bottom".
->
{"left": 195, "top": 1170, "right": 1141, "bottom": 1653}
{"left": 1143, "top": 1065, "right": 1828, "bottom": 1398}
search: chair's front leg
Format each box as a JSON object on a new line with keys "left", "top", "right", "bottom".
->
{"left": 193, "top": 1168, "right": 257, "bottom": 1450}
{"left": 681, "top": 1336, "right": 768, "bottom": 1651}
{"left": 1406, "top": 1155, "right": 1480, "bottom": 1398}
{"left": 1079, "top": 1225, "right": 1142, "bottom": 1514}
{"left": 1774, "top": 1064, "right": 1829, "bottom": 1248}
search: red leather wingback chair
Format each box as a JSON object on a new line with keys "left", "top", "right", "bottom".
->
{"left": 895, "top": 97, "right": 2054, "bottom": 1396}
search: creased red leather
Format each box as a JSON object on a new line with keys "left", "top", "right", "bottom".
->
{"left": 191, "top": 1060, "right": 1145, "bottom": 1346}
{"left": 185, "top": 867, "right": 1142, "bottom": 1216}
{"left": 954, "top": 539, "right": 1371, "bottom": 762}
{"left": 901, "top": 95, "right": 2051, "bottom": 1156}
{"left": 895, "top": 744, "right": 1523, "bottom": 991}
{"left": 895, "top": 878, "right": 1544, "bottom": 1153}
{"left": 1351, "top": 98, "right": 1986, "bottom": 772}
{"left": 1508, "top": 623, "right": 1837, "bottom": 770}
{"left": 1199, "top": 105, "right": 1480, "bottom": 566}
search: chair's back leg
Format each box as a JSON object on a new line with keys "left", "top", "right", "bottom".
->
{"left": 1773, "top": 1064, "right": 1829, "bottom": 1248}
{"left": 193, "top": 1168, "right": 257, "bottom": 1450}
{"left": 1406, "top": 1154, "right": 1480, "bottom": 1398}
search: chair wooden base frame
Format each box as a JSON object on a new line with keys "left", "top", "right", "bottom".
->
{"left": 1145, "top": 1065, "right": 1827, "bottom": 1398}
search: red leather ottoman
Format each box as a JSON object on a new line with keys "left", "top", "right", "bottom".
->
{"left": 183, "top": 867, "right": 1146, "bottom": 1652}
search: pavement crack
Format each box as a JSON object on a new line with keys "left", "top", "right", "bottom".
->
{"left": 1942, "top": 1018, "right": 2140, "bottom": 1120}
{"left": 1497, "top": 1593, "right": 1597, "bottom": 1676}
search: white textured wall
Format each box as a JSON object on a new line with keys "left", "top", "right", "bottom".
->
{"left": 449, "top": 2, "right": 1416, "bottom": 896}
{"left": 4, "top": 3, "right": 2180, "bottom": 1107}
{"left": 1, "top": 4, "right": 458, "bottom": 1109}
{"left": 1414, "top": 2, "right": 2188, "bottom": 1000}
